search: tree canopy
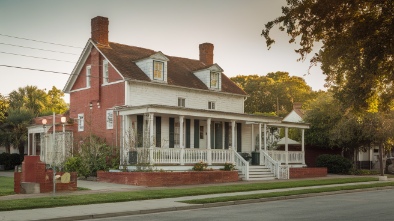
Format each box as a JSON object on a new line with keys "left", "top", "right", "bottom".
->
{"left": 262, "top": 0, "right": 394, "bottom": 111}
{"left": 231, "top": 72, "right": 316, "bottom": 116}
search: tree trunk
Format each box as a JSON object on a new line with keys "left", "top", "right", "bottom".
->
{"left": 18, "top": 142, "right": 25, "bottom": 155}
{"left": 379, "top": 144, "right": 384, "bottom": 176}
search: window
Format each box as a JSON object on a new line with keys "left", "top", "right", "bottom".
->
{"left": 178, "top": 97, "right": 185, "bottom": 107}
{"left": 78, "top": 114, "right": 84, "bottom": 131}
{"left": 200, "top": 126, "right": 204, "bottom": 139}
{"left": 103, "top": 60, "right": 109, "bottom": 84}
{"left": 86, "top": 66, "right": 91, "bottom": 88}
{"left": 208, "top": 101, "right": 216, "bottom": 110}
{"left": 153, "top": 61, "right": 164, "bottom": 80}
{"left": 210, "top": 72, "right": 219, "bottom": 89}
{"left": 106, "top": 110, "right": 113, "bottom": 129}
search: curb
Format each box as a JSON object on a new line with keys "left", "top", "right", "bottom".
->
{"left": 37, "top": 186, "right": 394, "bottom": 221}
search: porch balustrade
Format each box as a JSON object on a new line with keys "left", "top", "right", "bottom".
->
{"left": 267, "top": 150, "right": 304, "bottom": 164}
{"left": 135, "top": 148, "right": 234, "bottom": 165}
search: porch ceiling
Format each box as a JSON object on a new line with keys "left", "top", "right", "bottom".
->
{"left": 116, "top": 104, "right": 282, "bottom": 123}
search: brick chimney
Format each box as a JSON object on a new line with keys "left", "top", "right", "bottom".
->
{"left": 91, "top": 16, "right": 109, "bottom": 46}
{"left": 293, "top": 102, "right": 302, "bottom": 110}
{"left": 199, "top": 43, "right": 214, "bottom": 65}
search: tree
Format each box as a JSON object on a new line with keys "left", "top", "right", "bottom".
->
{"left": 262, "top": 0, "right": 394, "bottom": 111}
{"left": 0, "top": 94, "right": 8, "bottom": 124}
{"left": 8, "top": 86, "right": 48, "bottom": 117}
{"left": 231, "top": 72, "right": 316, "bottom": 116}
{"left": 46, "top": 86, "right": 68, "bottom": 115}
{"left": 0, "top": 109, "right": 34, "bottom": 154}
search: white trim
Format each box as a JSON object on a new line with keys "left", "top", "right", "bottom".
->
{"left": 69, "top": 87, "right": 91, "bottom": 93}
{"left": 100, "top": 80, "right": 124, "bottom": 87}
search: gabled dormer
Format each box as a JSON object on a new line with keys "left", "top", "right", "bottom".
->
{"left": 193, "top": 64, "right": 223, "bottom": 91}
{"left": 135, "top": 51, "right": 169, "bottom": 83}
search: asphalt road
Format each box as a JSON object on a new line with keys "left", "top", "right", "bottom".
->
{"left": 92, "top": 189, "right": 393, "bottom": 221}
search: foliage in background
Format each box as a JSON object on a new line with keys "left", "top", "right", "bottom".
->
{"left": 231, "top": 72, "right": 317, "bottom": 117}
{"left": 262, "top": 0, "right": 394, "bottom": 112}
{"left": 0, "top": 153, "right": 24, "bottom": 170}
{"left": 316, "top": 154, "right": 352, "bottom": 174}
{"left": 64, "top": 135, "right": 119, "bottom": 177}
{"left": 0, "top": 86, "right": 68, "bottom": 154}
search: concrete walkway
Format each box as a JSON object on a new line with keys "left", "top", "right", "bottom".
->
{"left": 0, "top": 172, "right": 393, "bottom": 221}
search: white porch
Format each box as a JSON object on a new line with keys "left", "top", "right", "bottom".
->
{"left": 117, "top": 105, "right": 309, "bottom": 180}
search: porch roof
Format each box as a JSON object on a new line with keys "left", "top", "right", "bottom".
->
{"left": 268, "top": 121, "right": 310, "bottom": 129}
{"left": 115, "top": 104, "right": 282, "bottom": 124}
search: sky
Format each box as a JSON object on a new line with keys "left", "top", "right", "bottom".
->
{"left": 0, "top": 0, "right": 326, "bottom": 103}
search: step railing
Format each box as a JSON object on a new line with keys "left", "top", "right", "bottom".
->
{"left": 260, "top": 151, "right": 280, "bottom": 179}
{"left": 232, "top": 149, "right": 249, "bottom": 180}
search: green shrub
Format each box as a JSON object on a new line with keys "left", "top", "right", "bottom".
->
{"left": 316, "top": 154, "right": 352, "bottom": 174}
{"left": 223, "top": 162, "right": 235, "bottom": 171}
{"left": 349, "top": 168, "right": 379, "bottom": 175}
{"left": 66, "top": 135, "right": 120, "bottom": 177}
{"left": 193, "top": 161, "right": 208, "bottom": 171}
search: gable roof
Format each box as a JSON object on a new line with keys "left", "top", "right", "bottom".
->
{"left": 95, "top": 41, "right": 247, "bottom": 95}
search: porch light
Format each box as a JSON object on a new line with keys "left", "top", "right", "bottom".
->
{"left": 42, "top": 119, "right": 47, "bottom": 125}
{"left": 61, "top": 117, "right": 66, "bottom": 124}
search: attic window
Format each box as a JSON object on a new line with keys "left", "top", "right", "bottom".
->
{"left": 86, "top": 66, "right": 91, "bottom": 88}
{"left": 210, "top": 72, "right": 219, "bottom": 89}
{"left": 153, "top": 61, "right": 164, "bottom": 80}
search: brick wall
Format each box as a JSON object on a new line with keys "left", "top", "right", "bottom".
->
{"left": 14, "top": 156, "right": 77, "bottom": 194}
{"left": 97, "top": 170, "right": 239, "bottom": 187}
{"left": 289, "top": 167, "right": 327, "bottom": 179}
{"left": 69, "top": 47, "right": 125, "bottom": 147}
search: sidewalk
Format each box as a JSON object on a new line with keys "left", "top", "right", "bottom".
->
{"left": 0, "top": 173, "right": 393, "bottom": 221}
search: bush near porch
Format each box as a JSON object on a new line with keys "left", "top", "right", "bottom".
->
{"left": 97, "top": 170, "right": 239, "bottom": 187}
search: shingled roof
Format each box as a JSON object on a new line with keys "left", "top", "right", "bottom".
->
{"left": 96, "top": 41, "right": 247, "bottom": 96}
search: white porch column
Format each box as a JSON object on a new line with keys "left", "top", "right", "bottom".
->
{"left": 33, "top": 133, "right": 36, "bottom": 155}
{"left": 180, "top": 116, "right": 185, "bottom": 165}
{"left": 231, "top": 121, "right": 236, "bottom": 150}
{"left": 149, "top": 113, "right": 154, "bottom": 147}
{"left": 258, "top": 123, "right": 262, "bottom": 151}
{"left": 149, "top": 113, "right": 154, "bottom": 165}
{"left": 264, "top": 124, "right": 267, "bottom": 151}
{"left": 285, "top": 127, "right": 289, "bottom": 165}
{"left": 207, "top": 118, "right": 212, "bottom": 165}
{"left": 302, "top": 128, "right": 305, "bottom": 165}
{"left": 251, "top": 124, "right": 254, "bottom": 152}
{"left": 222, "top": 121, "right": 225, "bottom": 149}
{"left": 28, "top": 133, "right": 31, "bottom": 155}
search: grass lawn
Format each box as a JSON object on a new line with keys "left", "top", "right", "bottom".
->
{"left": 0, "top": 177, "right": 384, "bottom": 211}
{"left": 0, "top": 176, "right": 14, "bottom": 196}
{"left": 182, "top": 181, "right": 394, "bottom": 204}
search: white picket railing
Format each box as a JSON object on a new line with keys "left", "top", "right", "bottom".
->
{"left": 267, "top": 150, "right": 304, "bottom": 164}
{"left": 233, "top": 149, "right": 249, "bottom": 180}
{"left": 135, "top": 148, "right": 234, "bottom": 165}
{"left": 260, "top": 151, "right": 279, "bottom": 179}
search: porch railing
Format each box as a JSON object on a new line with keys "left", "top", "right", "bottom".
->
{"left": 135, "top": 148, "right": 234, "bottom": 165}
{"left": 232, "top": 149, "right": 249, "bottom": 180}
{"left": 267, "top": 150, "right": 305, "bottom": 164}
{"left": 260, "top": 151, "right": 279, "bottom": 179}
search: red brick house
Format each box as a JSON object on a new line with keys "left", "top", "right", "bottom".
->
{"left": 60, "top": 16, "right": 310, "bottom": 180}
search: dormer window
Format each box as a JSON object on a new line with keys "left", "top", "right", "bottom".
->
{"left": 210, "top": 72, "right": 219, "bottom": 89}
{"left": 153, "top": 61, "right": 164, "bottom": 80}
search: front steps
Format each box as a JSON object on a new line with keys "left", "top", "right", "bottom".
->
{"left": 239, "top": 165, "right": 276, "bottom": 181}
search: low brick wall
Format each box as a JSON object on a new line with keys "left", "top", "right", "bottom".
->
{"left": 14, "top": 156, "right": 77, "bottom": 194}
{"left": 289, "top": 167, "right": 327, "bottom": 179}
{"left": 97, "top": 170, "right": 239, "bottom": 187}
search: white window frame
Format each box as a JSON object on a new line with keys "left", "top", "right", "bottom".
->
{"left": 106, "top": 110, "right": 114, "bottom": 129}
{"left": 78, "top": 113, "right": 84, "bottom": 132}
{"left": 178, "top": 97, "right": 185, "bottom": 107}
{"left": 103, "top": 60, "right": 109, "bottom": 84}
{"left": 208, "top": 101, "right": 216, "bottom": 110}
{"left": 86, "top": 66, "right": 91, "bottom": 88}
{"left": 153, "top": 60, "right": 164, "bottom": 80}
{"left": 210, "top": 72, "right": 219, "bottom": 89}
